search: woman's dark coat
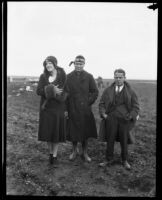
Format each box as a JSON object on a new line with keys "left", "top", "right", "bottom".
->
{"left": 36, "top": 67, "right": 67, "bottom": 143}
{"left": 66, "top": 70, "right": 99, "bottom": 142}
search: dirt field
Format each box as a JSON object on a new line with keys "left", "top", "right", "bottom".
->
{"left": 6, "top": 80, "right": 156, "bottom": 197}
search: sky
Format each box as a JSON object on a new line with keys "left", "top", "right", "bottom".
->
{"left": 7, "top": 2, "right": 158, "bottom": 80}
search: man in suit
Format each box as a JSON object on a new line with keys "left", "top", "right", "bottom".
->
{"left": 99, "top": 69, "right": 140, "bottom": 169}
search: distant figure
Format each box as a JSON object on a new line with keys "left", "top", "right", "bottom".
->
{"left": 106, "top": 81, "right": 109, "bottom": 87}
{"left": 96, "top": 76, "right": 104, "bottom": 89}
{"left": 98, "top": 68, "right": 140, "bottom": 170}
{"left": 66, "top": 55, "right": 99, "bottom": 162}
{"left": 36, "top": 56, "right": 68, "bottom": 165}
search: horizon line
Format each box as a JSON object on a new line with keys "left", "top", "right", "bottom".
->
{"left": 6, "top": 75, "right": 157, "bottom": 81}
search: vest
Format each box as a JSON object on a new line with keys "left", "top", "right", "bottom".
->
{"left": 112, "top": 88, "right": 129, "bottom": 119}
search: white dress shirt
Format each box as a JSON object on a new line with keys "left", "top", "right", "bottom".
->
{"left": 115, "top": 84, "right": 124, "bottom": 93}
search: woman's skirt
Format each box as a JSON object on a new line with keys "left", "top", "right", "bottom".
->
{"left": 38, "top": 106, "right": 66, "bottom": 143}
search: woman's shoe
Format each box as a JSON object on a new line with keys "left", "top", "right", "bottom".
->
{"left": 53, "top": 157, "right": 59, "bottom": 167}
{"left": 49, "top": 154, "right": 54, "bottom": 164}
{"left": 99, "top": 160, "right": 113, "bottom": 167}
{"left": 99, "top": 161, "right": 108, "bottom": 167}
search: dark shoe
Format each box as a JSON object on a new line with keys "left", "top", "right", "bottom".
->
{"left": 99, "top": 161, "right": 108, "bottom": 167}
{"left": 122, "top": 160, "right": 131, "bottom": 170}
{"left": 53, "top": 157, "right": 59, "bottom": 167}
{"left": 99, "top": 160, "right": 113, "bottom": 167}
{"left": 49, "top": 154, "right": 54, "bottom": 164}
{"left": 69, "top": 151, "right": 77, "bottom": 161}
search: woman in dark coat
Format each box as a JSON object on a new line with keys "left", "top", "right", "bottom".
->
{"left": 66, "top": 55, "right": 98, "bottom": 162}
{"left": 36, "top": 56, "right": 67, "bottom": 165}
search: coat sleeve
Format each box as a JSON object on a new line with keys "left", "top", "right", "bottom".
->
{"left": 54, "top": 68, "right": 68, "bottom": 102}
{"left": 64, "top": 83, "right": 70, "bottom": 112}
{"left": 129, "top": 90, "right": 140, "bottom": 121}
{"left": 36, "top": 74, "right": 46, "bottom": 97}
{"left": 99, "top": 89, "right": 107, "bottom": 118}
{"left": 88, "top": 75, "right": 99, "bottom": 105}
{"left": 60, "top": 68, "right": 67, "bottom": 87}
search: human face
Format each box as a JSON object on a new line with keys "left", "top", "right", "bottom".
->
{"left": 46, "top": 61, "right": 55, "bottom": 72}
{"left": 74, "top": 59, "right": 85, "bottom": 72}
{"left": 114, "top": 72, "right": 125, "bottom": 86}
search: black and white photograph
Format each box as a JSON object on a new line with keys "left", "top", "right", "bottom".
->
{"left": 4, "top": 1, "right": 157, "bottom": 197}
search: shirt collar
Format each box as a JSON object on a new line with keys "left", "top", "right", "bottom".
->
{"left": 115, "top": 84, "right": 124, "bottom": 92}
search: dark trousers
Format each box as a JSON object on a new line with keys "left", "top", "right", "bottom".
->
{"left": 105, "top": 115, "right": 130, "bottom": 161}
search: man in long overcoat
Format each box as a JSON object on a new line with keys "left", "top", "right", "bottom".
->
{"left": 66, "top": 55, "right": 98, "bottom": 162}
{"left": 99, "top": 69, "right": 140, "bottom": 169}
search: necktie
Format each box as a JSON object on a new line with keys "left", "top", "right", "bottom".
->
{"left": 116, "top": 86, "right": 120, "bottom": 94}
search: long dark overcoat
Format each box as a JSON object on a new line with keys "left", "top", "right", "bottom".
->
{"left": 66, "top": 70, "right": 99, "bottom": 142}
{"left": 36, "top": 67, "right": 67, "bottom": 143}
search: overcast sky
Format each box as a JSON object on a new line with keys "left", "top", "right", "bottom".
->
{"left": 7, "top": 2, "right": 158, "bottom": 80}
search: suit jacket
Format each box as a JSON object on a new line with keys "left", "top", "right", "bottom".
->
{"left": 99, "top": 81, "right": 140, "bottom": 125}
{"left": 98, "top": 81, "right": 140, "bottom": 144}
